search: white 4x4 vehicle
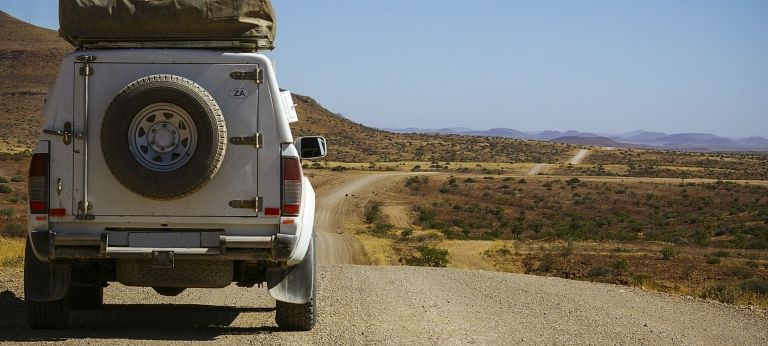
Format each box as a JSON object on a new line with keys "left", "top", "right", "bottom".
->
{"left": 25, "top": 48, "right": 326, "bottom": 330}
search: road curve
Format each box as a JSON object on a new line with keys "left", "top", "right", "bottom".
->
{"left": 314, "top": 173, "right": 416, "bottom": 265}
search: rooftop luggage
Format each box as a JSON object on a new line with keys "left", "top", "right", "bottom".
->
{"left": 60, "top": 0, "right": 276, "bottom": 50}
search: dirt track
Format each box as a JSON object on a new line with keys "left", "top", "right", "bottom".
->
{"left": 1, "top": 173, "right": 767, "bottom": 344}
{"left": 1, "top": 265, "right": 766, "bottom": 344}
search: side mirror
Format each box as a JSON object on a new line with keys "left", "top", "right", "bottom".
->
{"left": 295, "top": 136, "right": 327, "bottom": 160}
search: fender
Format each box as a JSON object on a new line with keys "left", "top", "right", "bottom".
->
{"left": 267, "top": 234, "right": 315, "bottom": 304}
{"left": 24, "top": 236, "right": 71, "bottom": 302}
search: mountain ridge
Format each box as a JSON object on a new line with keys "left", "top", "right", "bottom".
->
{"left": 383, "top": 127, "right": 768, "bottom": 152}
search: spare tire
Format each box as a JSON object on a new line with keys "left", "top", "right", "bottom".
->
{"left": 101, "top": 74, "right": 227, "bottom": 200}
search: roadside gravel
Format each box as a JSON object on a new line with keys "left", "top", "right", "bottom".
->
{"left": 2, "top": 265, "right": 766, "bottom": 345}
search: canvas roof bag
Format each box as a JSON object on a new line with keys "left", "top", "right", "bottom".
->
{"left": 60, "top": 0, "right": 276, "bottom": 50}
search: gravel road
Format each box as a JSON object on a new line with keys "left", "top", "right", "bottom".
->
{"left": 568, "top": 149, "right": 590, "bottom": 165}
{"left": 1, "top": 265, "right": 766, "bottom": 344}
{"left": 526, "top": 163, "right": 550, "bottom": 176}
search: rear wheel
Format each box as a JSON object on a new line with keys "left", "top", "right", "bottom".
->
{"left": 275, "top": 238, "right": 317, "bottom": 331}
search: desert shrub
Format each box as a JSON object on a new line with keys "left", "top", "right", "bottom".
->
{"left": 746, "top": 238, "right": 768, "bottom": 250}
{"left": 0, "top": 177, "right": 6, "bottom": 183}
{"left": 538, "top": 253, "right": 558, "bottom": 272}
{"left": 712, "top": 250, "right": 730, "bottom": 258}
{"left": 727, "top": 266, "right": 753, "bottom": 280}
{"left": 2, "top": 223, "right": 25, "bottom": 237}
{"left": 411, "top": 165, "right": 421, "bottom": 172}
{"left": 371, "top": 222, "right": 394, "bottom": 235}
{"left": 405, "top": 245, "right": 449, "bottom": 267}
{"left": 365, "top": 202, "right": 381, "bottom": 224}
{"left": 705, "top": 256, "right": 721, "bottom": 265}
{"left": 331, "top": 165, "right": 348, "bottom": 172}
{"left": 740, "top": 279, "right": 768, "bottom": 295}
{"left": 10, "top": 175, "right": 24, "bottom": 183}
{"left": 632, "top": 274, "right": 658, "bottom": 289}
{"left": 0, "top": 208, "right": 14, "bottom": 218}
{"left": 700, "top": 283, "right": 738, "bottom": 304}
{"left": 588, "top": 265, "right": 611, "bottom": 277}
{"left": 0, "top": 185, "right": 11, "bottom": 194}
{"left": 400, "top": 228, "right": 413, "bottom": 240}
{"left": 660, "top": 246, "right": 676, "bottom": 260}
{"left": 610, "top": 259, "right": 629, "bottom": 275}
{"left": 417, "top": 208, "right": 435, "bottom": 223}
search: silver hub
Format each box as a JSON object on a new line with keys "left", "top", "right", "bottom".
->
{"left": 128, "top": 103, "right": 197, "bottom": 172}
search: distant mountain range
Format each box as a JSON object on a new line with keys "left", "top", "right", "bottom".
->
{"left": 382, "top": 128, "right": 768, "bottom": 152}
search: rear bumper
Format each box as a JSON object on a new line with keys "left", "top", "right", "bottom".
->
{"left": 29, "top": 230, "right": 297, "bottom": 262}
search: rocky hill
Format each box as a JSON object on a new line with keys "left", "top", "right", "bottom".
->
{"left": 0, "top": 11, "right": 70, "bottom": 151}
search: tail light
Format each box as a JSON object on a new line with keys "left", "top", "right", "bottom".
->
{"left": 29, "top": 153, "right": 49, "bottom": 214}
{"left": 282, "top": 157, "right": 302, "bottom": 216}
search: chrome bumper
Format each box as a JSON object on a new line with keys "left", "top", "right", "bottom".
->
{"left": 29, "top": 230, "right": 297, "bottom": 262}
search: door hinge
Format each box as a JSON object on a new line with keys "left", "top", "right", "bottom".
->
{"left": 76, "top": 201, "right": 95, "bottom": 220}
{"left": 230, "top": 68, "right": 263, "bottom": 84}
{"left": 79, "top": 65, "right": 94, "bottom": 76}
{"left": 229, "top": 197, "right": 263, "bottom": 211}
{"left": 43, "top": 121, "right": 82, "bottom": 145}
{"left": 229, "top": 133, "right": 263, "bottom": 148}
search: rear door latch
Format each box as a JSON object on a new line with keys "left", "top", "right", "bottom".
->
{"left": 43, "top": 121, "right": 82, "bottom": 145}
{"left": 230, "top": 68, "right": 263, "bottom": 84}
{"left": 229, "top": 133, "right": 263, "bottom": 148}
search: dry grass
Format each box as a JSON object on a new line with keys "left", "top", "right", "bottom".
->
{"left": 0, "top": 236, "right": 24, "bottom": 267}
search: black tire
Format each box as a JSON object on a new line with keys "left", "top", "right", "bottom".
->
{"left": 275, "top": 238, "right": 317, "bottom": 331}
{"left": 69, "top": 284, "right": 103, "bottom": 310}
{"left": 101, "top": 74, "right": 227, "bottom": 200}
{"left": 24, "top": 238, "right": 71, "bottom": 329}
{"left": 153, "top": 287, "right": 186, "bottom": 296}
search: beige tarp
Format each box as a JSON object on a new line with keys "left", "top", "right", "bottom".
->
{"left": 60, "top": 0, "right": 276, "bottom": 50}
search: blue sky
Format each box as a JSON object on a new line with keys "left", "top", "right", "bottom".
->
{"left": 3, "top": 1, "right": 767, "bottom": 137}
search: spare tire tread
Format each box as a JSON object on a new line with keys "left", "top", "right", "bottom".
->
{"left": 101, "top": 74, "right": 227, "bottom": 200}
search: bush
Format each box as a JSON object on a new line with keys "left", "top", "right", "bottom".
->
{"left": 400, "top": 229, "right": 413, "bottom": 240}
{"left": 700, "top": 283, "right": 738, "bottom": 304}
{"left": 740, "top": 279, "right": 768, "bottom": 295}
{"left": 0, "top": 177, "right": 6, "bottom": 183}
{"left": 405, "top": 245, "right": 449, "bottom": 267}
{"left": 0, "top": 208, "right": 14, "bottom": 218}
{"left": 365, "top": 202, "right": 381, "bottom": 224}
{"left": 2, "top": 223, "right": 25, "bottom": 237}
{"left": 705, "top": 256, "right": 721, "bottom": 265}
{"left": 10, "top": 175, "right": 24, "bottom": 183}
{"left": 538, "top": 253, "right": 558, "bottom": 272}
{"left": 588, "top": 265, "right": 611, "bottom": 277}
{"left": 660, "top": 246, "right": 676, "bottom": 260}
{"left": 0, "top": 185, "right": 11, "bottom": 194}
{"left": 371, "top": 222, "right": 393, "bottom": 235}
{"left": 610, "top": 259, "right": 629, "bottom": 275}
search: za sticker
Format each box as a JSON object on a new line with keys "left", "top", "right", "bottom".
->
{"left": 230, "top": 88, "right": 250, "bottom": 98}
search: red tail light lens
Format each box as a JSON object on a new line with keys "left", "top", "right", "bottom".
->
{"left": 29, "top": 153, "right": 49, "bottom": 214}
{"left": 282, "top": 157, "right": 302, "bottom": 216}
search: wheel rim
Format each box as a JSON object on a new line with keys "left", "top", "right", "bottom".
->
{"left": 128, "top": 103, "right": 197, "bottom": 172}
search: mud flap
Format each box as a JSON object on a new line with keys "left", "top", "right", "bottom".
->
{"left": 267, "top": 235, "right": 315, "bottom": 304}
{"left": 24, "top": 236, "right": 71, "bottom": 302}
